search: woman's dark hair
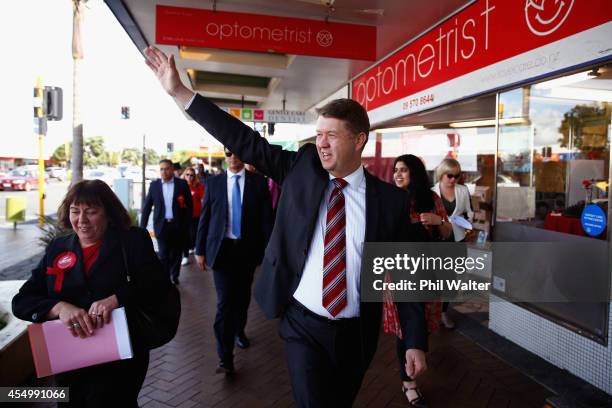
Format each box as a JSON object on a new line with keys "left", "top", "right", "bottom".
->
{"left": 57, "top": 179, "right": 132, "bottom": 231}
{"left": 394, "top": 154, "right": 434, "bottom": 213}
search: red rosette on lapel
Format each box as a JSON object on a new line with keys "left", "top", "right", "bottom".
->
{"left": 46, "top": 251, "right": 77, "bottom": 292}
{"left": 177, "top": 194, "right": 187, "bottom": 209}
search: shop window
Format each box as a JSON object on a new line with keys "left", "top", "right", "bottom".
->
{"left": 497, "top": 66, "right": 612, "bottom": 241}
{"left": 363, "top": 124, "right": 497, "bottom": 241}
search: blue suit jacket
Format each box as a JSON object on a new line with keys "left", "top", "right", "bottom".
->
{"left": 140, "top": 177, "right": 193, "bottom": 239}
{"left": 195, "top": 170, "right": 273, "bottom": 269}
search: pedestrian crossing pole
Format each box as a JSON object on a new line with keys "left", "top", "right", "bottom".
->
{"left": 33, "top": 77, "right": 46, "bottom": 226}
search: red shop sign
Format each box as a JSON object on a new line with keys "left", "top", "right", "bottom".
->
{"left": 156, "top": 5, "right": 376, "bottom": 61}
{"left": 351, "top": 0, "right": 612, "bottom": 123}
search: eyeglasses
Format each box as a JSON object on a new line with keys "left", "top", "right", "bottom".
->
{"left": 446, "top": 173, "right": 461, "bottom": 179}
{"left": 185, "top": 174, "right": 195, "bottom": 177}
{"left": 224, "top": 151, "right": 233, "bottom": 157}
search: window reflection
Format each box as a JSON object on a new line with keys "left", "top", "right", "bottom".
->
{"left": 497, "top": 66, "right": 612, "bottom": 239}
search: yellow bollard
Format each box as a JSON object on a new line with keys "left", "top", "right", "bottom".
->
{"left": 6, "top": 196, "right": 26, "bottom": 229}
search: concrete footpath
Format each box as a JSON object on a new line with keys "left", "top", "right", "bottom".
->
{"left": 10, "top": 258, "right": 556, "bottom": 408}
{"left": 2, "top": 223, "right": 610, "bottom": 407}
{"left": 0, "top": 222, "right": 44, "bottom": 280}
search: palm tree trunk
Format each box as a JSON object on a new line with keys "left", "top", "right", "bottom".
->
{"left": 71, "top": 0, "right": 85, "bottom": 185}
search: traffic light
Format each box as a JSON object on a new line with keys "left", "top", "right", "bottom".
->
{"left": 121, "top": 106, "right": 130, "bottom": 119}
{"left": 167, "top": 142, "right": 174, "bottom": 153}
{"left": 268, "top": 122, "right": 275, "bottom": 136}
{"left": 43, "top": 87, "right": 63, "bottom": 121}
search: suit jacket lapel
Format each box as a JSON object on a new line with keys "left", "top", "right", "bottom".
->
{"left": 221, "top": 172, "right": 229, "bottom": 218}
{"left": 171, "top": 177, "right": 180, "bottom": 215}
{"left": 242, "top": 171, "right": 253, "bottom": 222}
{"left": 157, "top": 180, "right": 165, "bottom": 215}
{"left": 364, "top": 169, "right": 379, "bottom": 243}
{"left": 66, "top": 234, "right": 86, "bottom": 287}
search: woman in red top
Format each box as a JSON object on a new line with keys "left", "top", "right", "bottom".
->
{"left": 12, "top": 180, "right": 170, "bottom": 406}
{"left": 388, "top": 154, "right": 453, "bottom": 407}
{"left": 182, "top": 167, "right": 205, "bottom": 264}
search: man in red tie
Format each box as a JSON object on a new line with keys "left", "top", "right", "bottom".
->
{"left": 144, "top": 46, "right": 428, "bottom": 407}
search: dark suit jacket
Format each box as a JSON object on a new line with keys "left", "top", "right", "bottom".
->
{"left": 140, "top": 177, "right": 193, "bottom": 239}
{"left": 12, "top": 227, "right": 170, "bottom": 351}
{"left": 195, "top": 170, "right": 273, "bottom": 269}
{"left": 186, "top": 94, "right": 429, "bottom": 365}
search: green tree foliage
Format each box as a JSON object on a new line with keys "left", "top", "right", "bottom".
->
{"left": 145, "top": 148, "right": 160, "bottom": 165}
{"left": 121, "top": 147, "right": 161, "bottom": 166}
{"left": 121, "top": 148, "right": 141, "bottom": 165}
{"left": 171, "top": 150, "right": 194, "bottom": 168}
{"left": 51, "top": 142, "right": 71, "bottom": 163}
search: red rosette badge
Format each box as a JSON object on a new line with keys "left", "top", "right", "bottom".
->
{"left": 46, "top": 251, "right": 77, "bottom": 292}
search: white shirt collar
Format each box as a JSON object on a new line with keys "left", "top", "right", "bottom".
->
{"left": 227, "top": 168, "right": 246, "bottom": 178}
{"left": 161, "top": 177, "right": 174, "bottom": 184}
{"left": 328, "top": 165, "right": 364, "bottom": 190}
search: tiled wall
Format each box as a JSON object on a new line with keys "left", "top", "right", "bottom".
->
{"left": 489, "top": 296, "right": 612, "bottom": 394}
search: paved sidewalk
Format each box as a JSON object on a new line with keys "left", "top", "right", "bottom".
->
{"left": 11, "top": 257, "right": 556, "bottom": 408}
{"left": 0, "top": 222, "right": 44, "bottom": 280}
{"left": 135, "top": 260, "right": 552, "bottom": 408}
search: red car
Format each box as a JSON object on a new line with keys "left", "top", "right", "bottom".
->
{"left": 0, "top": 166, "right": 48, "bottom": 191}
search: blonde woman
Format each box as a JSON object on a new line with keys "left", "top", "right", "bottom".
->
{"left": 432, "top": 158, "right": 473, "bottom": 328}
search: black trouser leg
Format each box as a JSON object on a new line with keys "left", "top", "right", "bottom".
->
{"left": 212, "top": 267, "right": 237, "bottom": 364}
{"left": 235, "top": 265, "right": 255, "bottom": 336}
{"left": 156, "top": 236, "right": 171, "bottom": 282}
{"left": 279, "top": 303, "right": 365, "bottom": 408}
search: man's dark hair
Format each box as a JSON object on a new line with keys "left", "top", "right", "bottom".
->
{"left": 316, "top": 98, "right": 370, "bottom": 135}
{"left": 159, "top": 159, "right": 173, "bottom": 166}
{"left": 173, "top": 162, "right": 182, "bottom": 171}
{"left": 58, "top": 180, "right": 132, "bottom": 231}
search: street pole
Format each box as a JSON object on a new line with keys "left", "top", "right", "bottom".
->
{"left": 141, "top": 133, "right": 146, "bottom": 210}
{"left": 34, "top": 77, "right": 46, "bottom": 226}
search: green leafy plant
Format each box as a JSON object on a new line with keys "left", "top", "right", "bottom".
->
{"left": 37, "top": 216, "right": 71, "bottom": 248}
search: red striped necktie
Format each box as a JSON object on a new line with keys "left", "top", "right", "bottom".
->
{"left": 323, "top": 178, "right": 348, "bottom": 317}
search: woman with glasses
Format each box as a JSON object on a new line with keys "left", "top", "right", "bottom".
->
{"left": 182, "top": 167, "right": 205, "bottom": 265}
{"left": 432, "top": 158, "right": 474, "bottom": 329}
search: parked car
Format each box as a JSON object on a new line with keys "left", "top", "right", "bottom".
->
{"left": 84, "top": 167, "right": 121, "bottom": 186}
{"left": 46, "top": 166, "right": 67, "bottom": 181}
{"left": 0, "top": 166, "right": 48, "bottom": 191}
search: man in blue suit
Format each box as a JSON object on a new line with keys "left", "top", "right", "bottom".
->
{"left": 141, "top": 159, "right": 193, "bottom": 284}
{"left": 195, "top": 148, "right": 273, "bottom": 374}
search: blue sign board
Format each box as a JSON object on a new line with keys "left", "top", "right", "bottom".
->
{"left": 581, "top": 204, "right": 606, "bottom": 237}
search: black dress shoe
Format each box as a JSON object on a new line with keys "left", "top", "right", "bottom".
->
{"left": 235, "top": 334, "right": 250, "bottom": 349}
{"left": 215, "top": 361, "right": 234, "bottom": 375}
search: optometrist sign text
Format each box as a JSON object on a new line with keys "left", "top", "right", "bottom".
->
{"left": 351, "top": 0, "right": 612, "bottom": 125}
{"left": 156, "top": 5, "right": 376, "bottom": 60}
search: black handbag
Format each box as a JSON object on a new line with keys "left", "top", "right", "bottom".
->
{"left": 120, "top": 240, "right": 181, "bottom": 350}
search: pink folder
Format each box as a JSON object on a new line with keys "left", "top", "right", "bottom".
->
{"left": 27, "top": 307, "right": 133, "bottom": 378}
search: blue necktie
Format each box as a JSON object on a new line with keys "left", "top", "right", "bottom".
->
{"left": 232, "top": 175, "right": 242, "bottom": 238}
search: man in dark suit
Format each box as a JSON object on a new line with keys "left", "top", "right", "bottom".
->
{"left": 141, "top": 159, "right": 193, "bottom": 284}
{"left": 195, "top": 148, "right": 273, "bottom": 374}
{"left": 145, "top": 46, "right": 428, "bottom": 406}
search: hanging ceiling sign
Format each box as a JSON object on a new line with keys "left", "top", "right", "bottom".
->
{"left": 221, "top": 108, "right": 315, "bottom": 124}
{"left": 351, "top": 0, "right": 612, "bottom": 125}
{"left": 156, "top": 5, "right": 376, "bottom": 60}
